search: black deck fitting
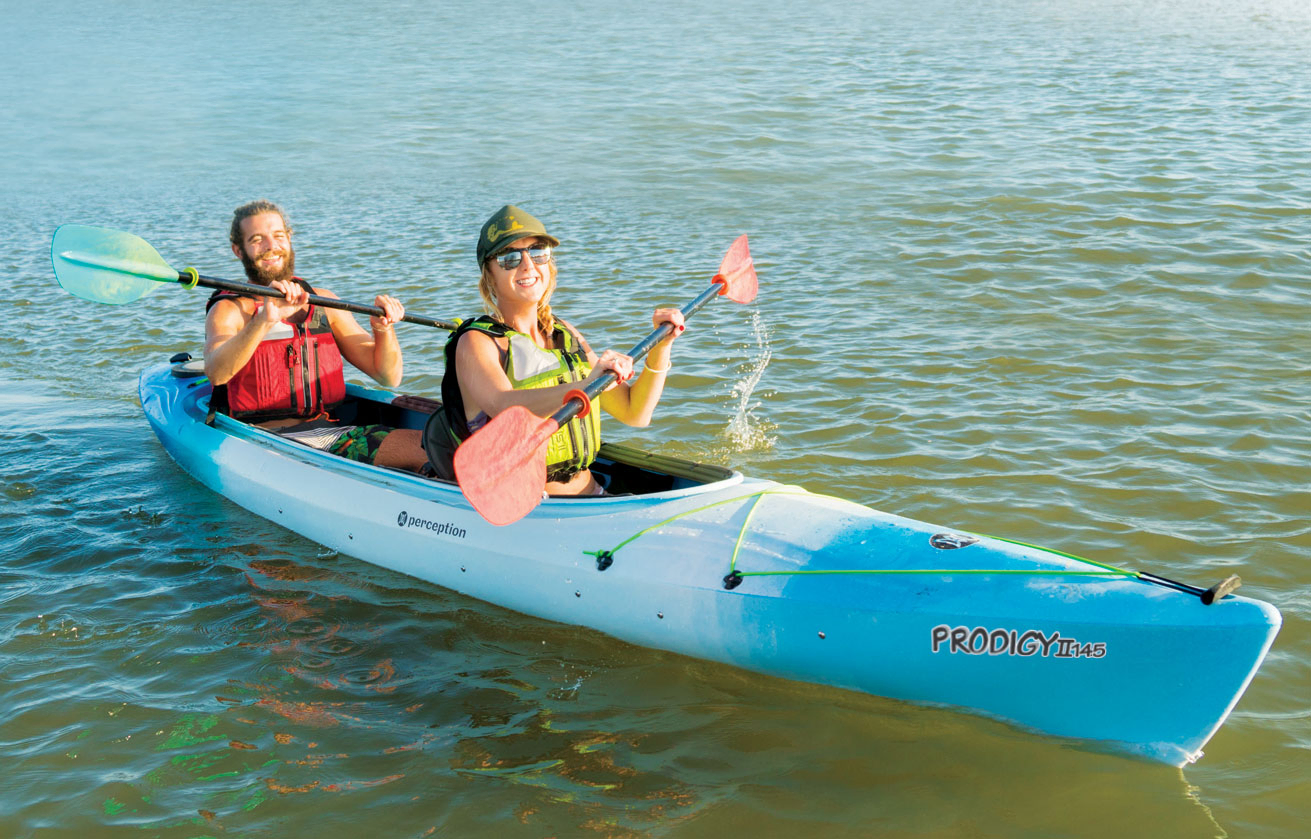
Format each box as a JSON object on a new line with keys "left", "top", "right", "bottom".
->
{"left": 1201, "top": 574, "right": 1242, "bottom": 605}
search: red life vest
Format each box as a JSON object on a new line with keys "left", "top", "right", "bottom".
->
{"left": 206, "top": 279, "right": 346, "bottom": 421}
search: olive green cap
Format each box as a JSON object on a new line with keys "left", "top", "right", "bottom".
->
{"left": 477, "top": 204, "right": 560, "bottom": 265}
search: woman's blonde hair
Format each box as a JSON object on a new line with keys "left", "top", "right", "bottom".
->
{"left": 479, "top": 256, "right": 558, "bottom": 336}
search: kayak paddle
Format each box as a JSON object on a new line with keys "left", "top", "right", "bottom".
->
{"left": 50, "top": 224, "right": 458, "bottom": 330}
{"left": 454, "top": 235, "right": 758, "bottom": 525}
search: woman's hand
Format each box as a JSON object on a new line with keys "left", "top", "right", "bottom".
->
{"left": 585, "top": 349, "right": 634, "bottom": 390}
{"left": 653, "top": 307, "right": 686, "bottom": 345}
{"left": 370, "top": 294, "right": 405, "bottom": 332}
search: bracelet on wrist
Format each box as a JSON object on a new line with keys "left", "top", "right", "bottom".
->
{"left": 644, "top": 361, "right": 670, "bottom": 374}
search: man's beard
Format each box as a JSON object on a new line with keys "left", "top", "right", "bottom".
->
{"left": 239, "top": 245, "right": 296, "bottom": 286}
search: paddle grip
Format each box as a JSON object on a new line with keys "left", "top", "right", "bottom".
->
{"left": 186, "top": 272, "right": 458, "bottom": 330}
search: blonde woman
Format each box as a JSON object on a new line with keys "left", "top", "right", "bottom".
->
{"left": 424, "top": 205, "right": 684, "bottom": 495}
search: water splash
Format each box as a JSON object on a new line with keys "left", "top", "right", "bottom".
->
{"left": 722, "top": 312, "right": 777, "bottom": 452}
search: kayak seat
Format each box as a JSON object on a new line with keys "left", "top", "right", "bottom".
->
{"left": 329, "top": 393, "right": 436, "bottom": 432}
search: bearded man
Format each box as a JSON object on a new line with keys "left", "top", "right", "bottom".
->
{"left": 203, "top": 200, "right": 427, "bottom": 470}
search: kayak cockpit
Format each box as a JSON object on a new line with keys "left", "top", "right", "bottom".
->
{"left": 168, "top": 354, "right": 738, "bottom": 497}
{"left": 348, "top": 389, "right": 738, "bottom": 495}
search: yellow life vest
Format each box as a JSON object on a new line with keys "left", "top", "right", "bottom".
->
{"left": 439, "top": 316, "right": 602, "bottom": 482}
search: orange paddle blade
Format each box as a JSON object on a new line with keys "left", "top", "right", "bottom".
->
{"left": 715, "top": 235, "right": 757, "bottom": 304}
{"left": 453, "top": 406, "right": 554, "bottom": 526}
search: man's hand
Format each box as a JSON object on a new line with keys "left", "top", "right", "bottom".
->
{"left": 370, "top": 294, "right": 405, "bottom": 332}
{"left": 257, "top": 279, "right": 309, "bottom": 324}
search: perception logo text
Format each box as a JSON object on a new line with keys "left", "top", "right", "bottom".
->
{"left": 395, "top": 511, "right": 468, "bottom": 539}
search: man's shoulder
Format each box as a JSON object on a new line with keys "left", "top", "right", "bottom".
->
{"left": 205, "top": 292, "right": 250, "bottom": 318}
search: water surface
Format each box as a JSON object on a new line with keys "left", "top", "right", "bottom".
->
{"left": 3, "top": 1, "right": 1309, "bottom": 836}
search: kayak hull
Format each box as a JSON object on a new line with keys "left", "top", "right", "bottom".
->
{"left": 140, "top": 362, "right": 1280, "bottom": 765}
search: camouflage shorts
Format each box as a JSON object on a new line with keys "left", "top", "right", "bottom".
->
{"left": 327, "top": 424, "right": 391, "bottom": 463}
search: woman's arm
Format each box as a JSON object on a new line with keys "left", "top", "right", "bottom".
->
{"left": 598, "top": 307, "right": 685, "bottom": 427}
{"left": 455, "top": 330, "right": 631, "bottom": 421}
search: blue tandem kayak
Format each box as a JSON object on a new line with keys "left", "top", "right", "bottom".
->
{"left": 140, "top": 358, "right": 1281, "bottom": 766}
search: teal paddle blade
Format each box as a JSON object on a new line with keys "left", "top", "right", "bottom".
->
{"left": 51, "top": 224, "right": 179, "bottom": 305}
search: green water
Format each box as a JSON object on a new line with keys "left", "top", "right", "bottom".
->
{"left": 3, "top": 0, "right": 1308, "bottom": 836}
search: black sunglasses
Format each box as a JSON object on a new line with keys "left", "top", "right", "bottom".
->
{"left": 493, "top": 245, "right": 552, "bottom": 270}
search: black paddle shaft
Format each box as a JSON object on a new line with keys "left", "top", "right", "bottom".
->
{"left": 548, "top": 281, "right": 725, "bottom": 427}
{"left": 182, "top": 271, "right": 457, "bottom": 331}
